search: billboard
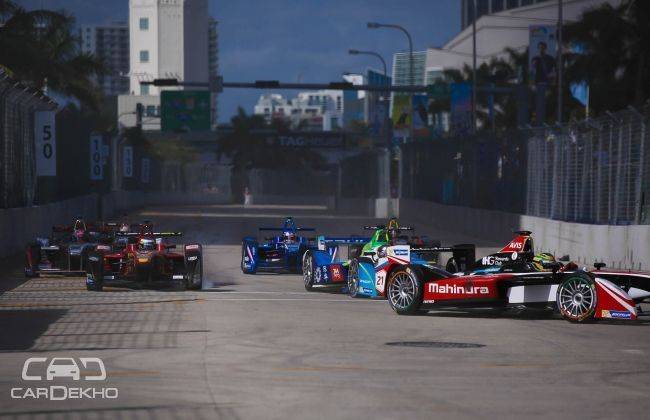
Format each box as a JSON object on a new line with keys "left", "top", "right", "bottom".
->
{"left": 161, "top": 90, "right": 211, "bottom": 132}
{"left": 391, "top": 94, "right": 411, "bottom": 139}
{"left": 412, "top": 94, "right": 429, "bottom": 138}
{"left": 529, "top": 25, "right": 557, "bottom": 85}
{"left": 122, "top": 146, "right": 133, "bottom": 178}
{"left": 450, "top": 82, "right": 472, "bottom": 135}
{"left": 366, "top": 69, "right": 391, "bottom": 138}
{"left": 34, "top": 111, "right": 56, "bottom": 176}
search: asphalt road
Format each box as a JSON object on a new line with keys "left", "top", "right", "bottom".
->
{"left": 0, "top": 204, "right": 648, "bottom": 420}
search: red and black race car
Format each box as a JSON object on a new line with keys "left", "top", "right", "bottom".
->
{"left": 25, "top": 218, "right": 117, "bottom": 277}
{"left": 384, "top": 232, "right": 650, "bottom": 322}
{"left": 85, "top": 222, "right": 203, "bottom": 291}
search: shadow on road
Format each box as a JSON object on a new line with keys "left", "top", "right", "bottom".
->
{"left": 0, "top": 309, "right": 67, "bottom": 351}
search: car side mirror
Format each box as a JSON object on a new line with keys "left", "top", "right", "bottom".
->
{"left": 559, "top": 255, "right": 570, "bottom": 262}
{"left": 594, "top": 262, "right": 606, "bottom": 270}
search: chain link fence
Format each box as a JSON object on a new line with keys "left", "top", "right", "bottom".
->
{"left": 0, "top": 71, "right": 57, "bottom": 208}
{"left": 396, "top": 107, "right": 649, "bottom": 225}
{"left": 399, "top": 130, "right": 527, "bottom": 214}
{"left": 526, "top": 109, "right": 648, "bottom": 225}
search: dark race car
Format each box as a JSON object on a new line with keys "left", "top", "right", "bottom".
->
{"left": 85, "top": 222, "right": 203, "bottom": 291}
{"left": 385, "top": 232, "right": 650, "bottom": 323}
{"left": 24, "top": 218, "right": 116, "bottom": 277}
{"left": 241, "top": 217, "right": 317, "bottom": 274}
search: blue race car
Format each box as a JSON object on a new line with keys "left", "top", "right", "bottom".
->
{"left": 302, "top": 236, "right": 369, "bottom": 291}
{"left": 241, "top": 217, "right": 317, "bottom": 274}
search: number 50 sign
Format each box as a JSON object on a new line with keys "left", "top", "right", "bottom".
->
{"left": 34, "top": 111, "right": 56, "bottom": 176}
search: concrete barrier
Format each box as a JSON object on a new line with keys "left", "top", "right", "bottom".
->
{"left": 398, "top": 199, "right": 650, "bottom": 271}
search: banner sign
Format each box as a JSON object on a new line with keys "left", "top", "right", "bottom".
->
{"left": 34, "top": 111, "right": 56, "bottom": 176}
{"left": 122, "top": 146, "right": 133, "bottom": 178}
{"left": 141, "top": 158, "right": 150, "bottom": 184}
{"left": 412, "top": 94, "right": 429, "bottom": 138}
{"left": 529, "top": 25, "right": 557, "bottom": 85}
{"left": 89, "top": 135, "right": 103, "bottom": 181}
{"left": 451, "top": 82, "right": 472, "bottom": 135}
{"left": 263, "top": 133, "right": 344, "bottom": 148}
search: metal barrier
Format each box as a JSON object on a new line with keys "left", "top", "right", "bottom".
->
{"left": 0, "top": 71, "right": 57, "bottom": 208}
{"left": 526, "top": 109, "right": 648, "bottom": 225}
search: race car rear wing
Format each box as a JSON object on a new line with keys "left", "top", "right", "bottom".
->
{"left": 259, "top": 227, "right": 316, "bottom": 232}
{"left": 115, "top": 232, "right": 183, "bottom": 237}
{"left": 411, "top": 244, "right": 476, "bottom": 271}
{"left": 364, "top": 225, "right": 414, "bottom": 231}
{"left": 317, "top": 236, "right": 369, "bottom": 249}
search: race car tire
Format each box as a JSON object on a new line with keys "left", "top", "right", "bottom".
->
{"left": 241, "top": 243, "right": 257, "bottom": 274}
{"left": 303, "top": 251, "right": 315, "bottom": 291}
{"left": 86, "top": 251, "right": 104, "bottom": 291}
{"left": 387, "top": 266, "right": 423, "bottom": 315}
{"left": 556, "top": 272, "right": 597, "bottom": 323}
{"left": 24, "top": 243, "right": 40, "bottom": 278}
{"left": 446, "top": 257, "right": 460, "bottom": 273}
{"left": 185, "top": 257, "right": 203, "bottom": 290}
{"left": 347, "top": 259, "right": 360, "bottom": 298}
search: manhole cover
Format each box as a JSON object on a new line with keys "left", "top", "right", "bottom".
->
{"left": 386, "top": 341, "right": 485, "bottom": 349}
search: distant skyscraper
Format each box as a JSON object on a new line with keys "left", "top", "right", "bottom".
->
{"left": 80, "top": 22, "right": 129, "bottom": 96}
{"left": 391, "top": 51, "right": 426, "bottom": 87}
{"left": 118, "top": 0, "right": 213, "bottom": 130}
{"left": 390, "top": 51, "right": 426, "bottom": 118}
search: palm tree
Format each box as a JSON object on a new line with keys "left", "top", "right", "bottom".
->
{"left": 563, "top": 0, "right": 650, "bottom": 113}
{"left": 0, "top": 0, "right": 104, "bottom": 108}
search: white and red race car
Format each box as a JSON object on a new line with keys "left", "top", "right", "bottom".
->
{"left": 383, "top": 232, "right": 650, "bottom": 322}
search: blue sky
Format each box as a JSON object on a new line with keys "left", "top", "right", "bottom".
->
{"left": 18, "top": 0, "right": 460, "bottom": 122}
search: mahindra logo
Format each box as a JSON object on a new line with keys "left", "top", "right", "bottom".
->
{"left": 428, "top": 283, "right": 490, "bottom": 295}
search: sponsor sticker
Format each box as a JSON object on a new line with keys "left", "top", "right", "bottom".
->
{"left": 602, "top": 310, "right": 631, "bottom": 319}
{"left": 330, "top": 266, "right": 343, "bottom": 282}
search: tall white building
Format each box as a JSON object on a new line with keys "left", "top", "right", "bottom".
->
{"left": 80, "top": 22, "right": 129, "bottom": 96}
{"left": 118, "top": 0, "right": 213, "bottom": 130}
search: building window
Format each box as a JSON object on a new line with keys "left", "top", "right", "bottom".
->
{"left": 492, "top": 0, "right": 504, "bottom": 12}
{"left": 140, "top": 84, "right": 149, "bottom": 95}
{"left": 139, "top": 17, "right": 149, "bottom": 30}
{"left": 139, "top": 50, "right": 149, "bottom": 62}
{"left": 145, "top": 105, "right": 156, "bottom": 116}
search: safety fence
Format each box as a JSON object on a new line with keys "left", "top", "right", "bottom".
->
{"left": 399, "top": 130, "right": 527, "bottom": 214}
{"left": 526, "top": 109, "right": 648, "bottom": 225}
{"left": 0, "top": 71, "right": 57, "bottom": 208}
{"left": 395, "top": 107, "right": 649, "bottom": 225}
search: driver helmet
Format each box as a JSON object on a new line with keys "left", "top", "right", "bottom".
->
{"left": 531, "top": 252, "right": 556, "bottom": 271}
{"left": 138, "top": 238, "right": 156, "bottom": 251}
{"left": 283, "top": 232, "right": 296, "bottom": 243}
{"left": 119, "top": 223, "right": 130, "bottom": 233}
{"left": 73, "top": 229, "right": 85, "bottom": 241}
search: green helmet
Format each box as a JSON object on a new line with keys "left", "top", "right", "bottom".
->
{"left": 531, "top": 252, "right": 556, "bottom": 271}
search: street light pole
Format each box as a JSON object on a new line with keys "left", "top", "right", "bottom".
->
{"left": 348, "top": 49, "right": 387, "bottom": 78}
{"left": 557, "top": 0, "right": 563, "bottom": 124}
{"left": 472, "top": 0, "right": 477, "bottom": 133}
{"left": 367, "top": 22, "right": 414, "bottom": 141}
